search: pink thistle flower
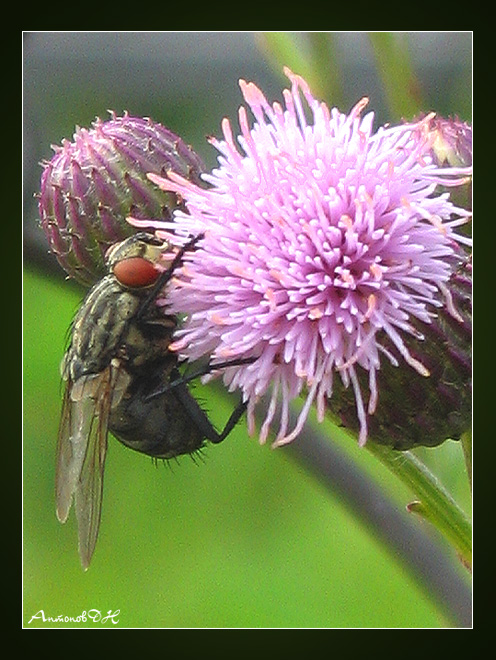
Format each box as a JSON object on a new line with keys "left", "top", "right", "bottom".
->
{"left": 143, "top": 68, "right": 472, "bottom": 448}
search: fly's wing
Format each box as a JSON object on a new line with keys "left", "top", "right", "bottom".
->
{"left": 55, "top": 372, "right": 104, "bottom": 524}
{"left": 73, "top": 369, "right": 113, "bottom": 571}
{"left": 55, "top": 362, "right": 129, "bottom": 570}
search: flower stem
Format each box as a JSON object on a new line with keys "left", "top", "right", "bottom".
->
{"left": 279, "top": 410, "right": 471, "bottom": 626}
{"left": 365, "top": 442, "right": 472, "bottom": 569}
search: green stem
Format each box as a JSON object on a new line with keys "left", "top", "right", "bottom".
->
{"left": 365, "top": 442, "right": 472, "bottom": 569}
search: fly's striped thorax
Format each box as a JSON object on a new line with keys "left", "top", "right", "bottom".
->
{"left": 64, "top": 275, "right": 142, "bottom": 381}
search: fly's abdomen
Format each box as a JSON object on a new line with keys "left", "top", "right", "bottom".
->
{"left": 109, "top": 368, "right": 204, "bottom": 458}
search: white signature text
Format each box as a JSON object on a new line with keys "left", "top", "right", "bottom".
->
{"left": 28, "top": 609, "right": 120, "bottom": 625}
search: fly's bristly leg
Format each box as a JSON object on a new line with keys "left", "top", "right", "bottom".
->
{"left": 172, "top": 377, "right": 247, "bottom": 446}
{"left": 211, "top": 398, "right": 248, "bottom": 444}
{"left": 145, "top": 357, "right": 257, "bottom": 402}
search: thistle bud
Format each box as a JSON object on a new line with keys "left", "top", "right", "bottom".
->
{"left": 332, "top": 254, "right": 472, "bottom": 450}
{"left": 429, "top": 117, "right": 472, "bottom": 169}
{"left": 38, "top": 113, "right": 204, "bottom": 285}
{"left": 426, "top": 116, "right": 472, "bottom": 214}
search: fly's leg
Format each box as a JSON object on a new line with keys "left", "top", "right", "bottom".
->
{"left": 145, "top": 357, "right": 257, "bottom": 402}
{"left": 145, "top": 359, "right": 254, "bottom": 442}
{"left": 172, "top": 378, "right": 247, "bottom": 445}
{"left": 212, "top": 398, "right": 248, "bottom": 444}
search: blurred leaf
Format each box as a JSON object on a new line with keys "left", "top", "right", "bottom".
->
{"left": 257, "top": 32, "right": 342, "bottom": 105}
{"left": 367, "top": 32, "right": 424, "bottom": 120}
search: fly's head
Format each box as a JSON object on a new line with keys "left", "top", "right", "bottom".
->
{"left": 106, "top": 232, "right": 170, "bottom": 290}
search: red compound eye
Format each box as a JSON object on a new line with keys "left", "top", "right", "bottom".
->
{"left": 113, "top": 257, "right": 161, "bottom": 288}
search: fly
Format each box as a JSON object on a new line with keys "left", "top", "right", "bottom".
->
{"left": 56, "top": 232, "right": 246, "bottom": 569}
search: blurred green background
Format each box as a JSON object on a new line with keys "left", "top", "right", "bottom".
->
{"left": 23, "top": 32, "right": 471, "bottom": 628}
